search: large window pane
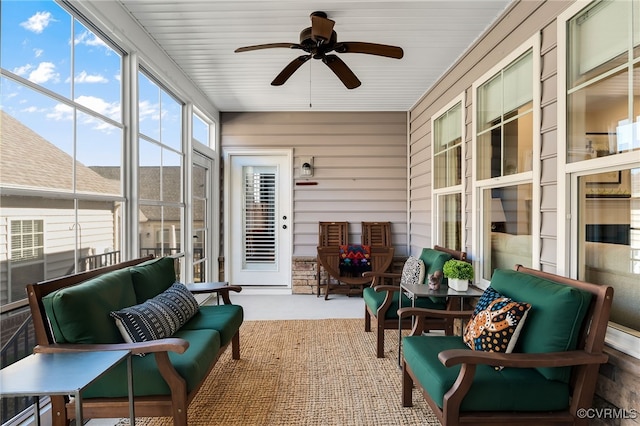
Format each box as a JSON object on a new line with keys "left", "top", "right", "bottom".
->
{"left": 483, "top": 184, "right": 532, "bottom": 280}
{"left": 568, "top": 0, "right": 629, "bottom": 88}
{"left": 1, "top": 0, "right": 72, "bottom": 98}
{"left": 434, "top": 102, "right": 462, "bottom": 189}
{"left": 437, "top": 193, "right": 462, "bottom": 251}
{"left": 477, "top": 51, "right": 533, "bottom": 180}
{"left": 578, "top": 168, "right": 639, "bottom": 333}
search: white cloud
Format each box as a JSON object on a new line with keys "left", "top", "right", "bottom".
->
{"left": 75, "top": 31, "right": 109, "bottom": 49}
{"left": 12, "top": 64, "right": 33, "bottom": 77}
{"left": 33, "top": 48, "right": 44, "bottom": 58}
{"left": 75, "top": 95, "right": 120, "bottom": 121}
{"left": 28, "top": 62, "right": 59, "bottom": 84}
{"left": 20, "top": 11, "right": 53, "bottom": 34}
{"left": 139, "top": 100, "right": 160, "bottom": 122}
{"left": 75, "top": 70, "right": 108, "bottom": 84}
{"left": 21, "top": 106, "right": 44, "bottom": 113}
{"left": 47, "top": 103, "right": 73, "bottom": 121}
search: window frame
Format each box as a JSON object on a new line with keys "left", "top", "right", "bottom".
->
{"left": 557, "top": 0, "right": 640, "bottom": 358}
{"left": 472, "top": 34, "right": 542, "bottom": 289}
{"left": 431, "top": 93, "right": 466, "bottom": 252}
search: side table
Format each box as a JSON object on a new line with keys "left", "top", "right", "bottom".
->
{"left": 0, "top": 350, "right": 134, "bottom": 426}
{"left": 398, "top": 283, "right": 483, "bottom": 366}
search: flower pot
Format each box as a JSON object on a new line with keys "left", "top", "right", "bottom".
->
{"left": 448, "top": 278, "right": 469, "bottom": 292}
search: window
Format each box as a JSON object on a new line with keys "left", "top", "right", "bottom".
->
{"left": 432, "top": 98, "right": 464, "bottom": 251}
{"left": 477, "top": 51, "right": 534, "bottom": 180}
{"left": 1, "top": 0, "right": 124, "bottom": 303}
{"left": 138, "top": 70, "right": 184, "bottom": 258}
{"left": 7, "top": 220, "right": 45, "bottom": 304}
{"left": 566, "top": 0, "right": 640, "bottom": 162}
{"left": 474, "top": 38, "right": 539, "bottom": 286}
{"left": 578, "top": 168, "right": 639, "bottom": 334}
{"left": 562, "top": 0, "right": 640, "bottom": 351}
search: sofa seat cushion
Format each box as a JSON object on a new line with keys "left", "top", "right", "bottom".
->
{"left": 489, "top": 269, "right": 592, "bottom": 382}
{"left": 403, "top": 335, "right": 570, "bottom": 412}
{"left": 83, "top": 329, "right": 221, "bottom": 398}
{"left": 180, "top": 304, "right": 244, "bottom": 346}
{"left": 42, "top": 269, "right": 137, "bottom": 344}
{"left": 130, "top": 256, "right": 177, "bottom": 303}
{"left": 363, "top": 287, "right": 446, "bottom": 320}
{"left": 111, "top": 283, "right": 200, "bottom": 343}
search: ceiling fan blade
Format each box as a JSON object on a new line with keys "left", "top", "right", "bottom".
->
{"left": 235, "top": 43, "right": 299, "bottom": 53}
{"left": 311, "top": 13, "right": 335, "bottom": 43}
{"left": 334, "top": 42, "right": 404, "bottom": 59}
{"left": 322, "top": 54, "right": 361, "bottom": 89}
{"left": 271, "top": 55, "right": 312, "bottom": 86}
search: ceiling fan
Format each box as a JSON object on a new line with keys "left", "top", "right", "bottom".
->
{"left": 234, "top": 11, "right": 404, "bottom": 89}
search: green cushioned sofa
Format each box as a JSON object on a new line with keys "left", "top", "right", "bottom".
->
{"left": 399, "top": 264, "right": 613, "bottom": 426}
{"left": 26, "top": 255, "right": 243, "bottom": 426}
{"left": 363, "top": 245, "right": 467, "bottom": 358}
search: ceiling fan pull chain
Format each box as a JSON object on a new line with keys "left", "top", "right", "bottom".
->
{"left": 309, "top": 61, "right": 312, "bottom": 109}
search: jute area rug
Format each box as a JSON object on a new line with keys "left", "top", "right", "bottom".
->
{"left": 117, "top": 318, "right": 440, "bottom": 426}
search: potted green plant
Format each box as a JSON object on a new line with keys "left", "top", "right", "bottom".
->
{"left": 443, "top": 259, "right": 474, "bottom": 291}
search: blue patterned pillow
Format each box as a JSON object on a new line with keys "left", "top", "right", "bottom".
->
{"left": 400, "top": 256, "right": 425, "bottom": 286}
{"left": 111, "top": 282, "right": 199, "bottom": 344}
{"left": 463, "top": 286, "right": 531, "bottom": 368}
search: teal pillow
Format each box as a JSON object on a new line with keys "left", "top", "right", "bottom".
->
{"left": 130, "top": 256, "right": 176, "bottom": 303}
{"left": 42, "top": 269, "right": 136, "bottom": 344}
{"left": 490, "top": 268, "right": 592, "bottom": 382}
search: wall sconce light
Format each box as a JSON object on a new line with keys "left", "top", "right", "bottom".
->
{"left": 301, "top": 157, "right": 313, "bottom": 177}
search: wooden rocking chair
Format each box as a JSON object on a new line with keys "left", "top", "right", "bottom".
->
{"left": 317, "top": 245, "right": 394, "bottom": 300}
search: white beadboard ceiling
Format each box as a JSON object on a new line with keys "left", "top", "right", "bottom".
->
{"left": 117, "top": 0, "right": 513, "bottom": 112}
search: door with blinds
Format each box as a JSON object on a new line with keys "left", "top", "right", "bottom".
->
{"left": 226, "top": 151, "right": 292, "bottom": 289}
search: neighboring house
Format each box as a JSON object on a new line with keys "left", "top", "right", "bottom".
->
{"left": 0, "top": 110, "right": 120, "bottom": 305}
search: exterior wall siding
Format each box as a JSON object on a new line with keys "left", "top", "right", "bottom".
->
{"left": 408, "top": 0, "right": 638, "bottom": 419}
{"left": 220, "top": 111, "right": 408, "bottom": 294}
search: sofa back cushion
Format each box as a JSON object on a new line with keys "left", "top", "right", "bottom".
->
{"left": 490, "top": 268, "right": 592, "bottom": 382}
{"left": 42, "top": 269, "right": 136, "bottom": 344}
{"left": 130, "top": 256, "right": 176, "bottom": 303}
{"left": 419, "top": 248, "right": 453, "bottom": 285}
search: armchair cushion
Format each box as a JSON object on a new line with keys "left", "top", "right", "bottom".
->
{"left": 490, "top": 269, "right": 592, "bottom": 382}
{"left": 363, "top": 289, "right": 446, "bottom": 319}
{"left": 111, "top": 282, "right": 199, "bottom": 343}
{"left": 180, "top": 304, "right": 244, "bottom": 346}
{"left": 403, "top": 335, "right": 570, "bottom": 412}
{"left": 463, "top": 286, "right": 531, "bottom": 368}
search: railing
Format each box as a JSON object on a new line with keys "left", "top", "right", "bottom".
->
{"left": 65, "top": 250, "right": 121, "bottom": 275}
{"left": 1, "top": 304, "right": 36, "bottom": 424}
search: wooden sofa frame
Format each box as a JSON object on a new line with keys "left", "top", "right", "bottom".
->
{"left": 363, "top": 245, "right": 467, "bottom": 358}
{"left": 398, "top": 264, "right": 614, "bottom": 426}
{"left": 26, "top": 256, "right": 241, "bottom": 426}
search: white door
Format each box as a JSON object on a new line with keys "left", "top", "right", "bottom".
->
{"left": 225, "top": 151, "right": 292, "bottom": 289}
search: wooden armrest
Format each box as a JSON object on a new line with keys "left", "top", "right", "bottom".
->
{"left": 212, "top": 285, "right": 242, "bottom": 304}
{"left": 398, "top": 307, "right": 474, "bottom": 320}
{"left": 33, "top": 338, "right": 190, "bottom": 356}
{"left": 439, "top": 349, "right": 608, "bottom": 369}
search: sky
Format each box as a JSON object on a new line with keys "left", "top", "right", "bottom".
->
{"left": 1, "top": 0, "right": 189, "bottom": 169}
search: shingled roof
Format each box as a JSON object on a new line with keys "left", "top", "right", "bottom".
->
{"left": 0, "top": 110, "right": 120, "bottom": 195}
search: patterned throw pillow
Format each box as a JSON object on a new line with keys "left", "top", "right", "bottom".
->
{"left": 400, "top": 256, "right": 426, "bottom": 287}
{"left": 339, "top": 244, "right": 372, "bottom": 277}
{"left": 463, "top": 286, "right": 531, "bottom": 369}
{"left": 111, "top": 282, "right": 199, "bottom": 344}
